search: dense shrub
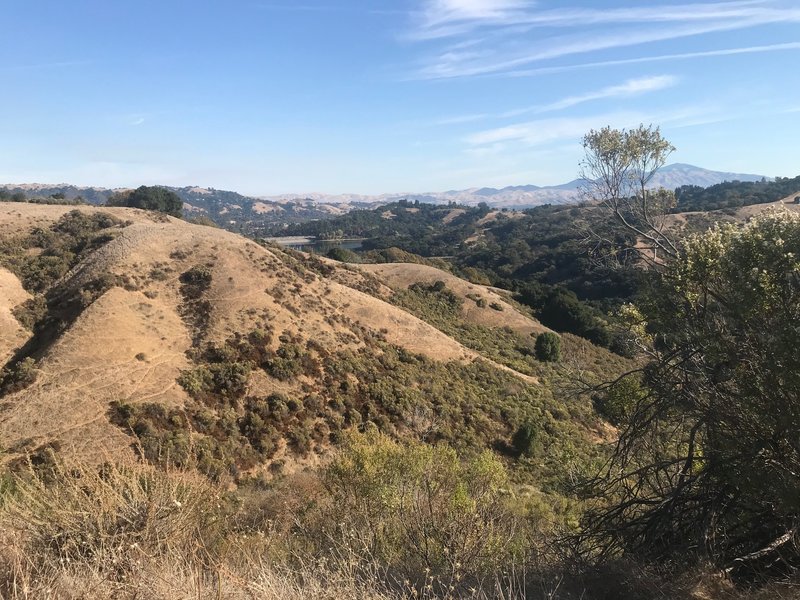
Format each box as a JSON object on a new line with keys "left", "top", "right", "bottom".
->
{"left": 0, "top": 357, "right": 38, "bottom": 395}
{"left": 179, "top": 265, "right": 213, "bottom": 299}
{"left": 535, "top": 332, "right": 562, "bottom": 362}
{"left": 326, "top": 247, "right": 361, "bottom": 263}
{"left": 322, "top": 431, "right": 522, "bottom": 585}
{"left": 108, "top": 185, "right": 183, "bottom": 217}
{"left": 594, "top": 374, "right": 644, "bottom": 426}
{"left": 537, "top": 289, "right": 611, "bottom": 347}
{"left": 512, "top": 421, "right": 541, "bottom": 457}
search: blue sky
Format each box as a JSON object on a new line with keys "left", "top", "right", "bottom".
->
{"left": 1, "top": 0, "right": 799, "bottom": 195}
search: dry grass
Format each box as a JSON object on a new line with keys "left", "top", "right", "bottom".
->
{"left": 0, "top": 203, "right": 480, "bottom": 466}
{"left": 0, "top": 267, "right": 30, "bottom": 364}
{"left": 1, "top": 457, "right": 798, "bottom": 599}
{"left": 0, "top": 458, "right": 530, "bottom": 599}
{"left": 358, "top": 262, "right": 550, "bottom": 337}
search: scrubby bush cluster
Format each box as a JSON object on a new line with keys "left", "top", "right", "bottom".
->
{"left": 0, "top": 210, "right": 130, "bottom": 393}
{"left": 107, "top": 303, "right": 604, "bottom": 489}
{"left": 0, "top": 210, "right": 128, "bottom": 293}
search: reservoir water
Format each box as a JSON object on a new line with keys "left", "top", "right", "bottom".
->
{"left": 265, "top": 237, "right": 365, "bottom": 254}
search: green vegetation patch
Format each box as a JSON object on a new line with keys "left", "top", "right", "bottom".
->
{"left": 110, "top": 315, "right": 603, "bottom": 490}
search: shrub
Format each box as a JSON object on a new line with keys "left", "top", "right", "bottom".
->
{"left": 0, "top": 357, "right": 38, "bottom": 394}
{"left": 512, "top": 421, "right": 540, "bottom": 457}
{"left": 326, "top": 247, "right": 361, "bottom": 263}
{"left": 595, "top": 374, "right": 645, "bottom": 426}
{"left": 179, "top": 265, "right": 212, "bottom": 299}
{"left": 321, "top": 430, "right": 522, "bottom": 585}
{"left": 11, "top": 296, "right": 47, "bottom": 331}
{"left": 535, "top": 332, "right": 562, "bottom": 362}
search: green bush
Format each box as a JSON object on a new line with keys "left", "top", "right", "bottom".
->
{"left": 595, "top": 374, "right": 645, "bottom": 426}
{"left": 11, "top": 296, "right": 47, "bottom": 331}
{"left": 535, "top": 332, "right": 562, "bottom": 362}
{"left": 108, "top": 186, "right": 183, "bottom": 217}
{"left": 322, "top": 431, "right": 522, "bottom": 583}
{"left": 512, "top": 421, "right": 540, "bottom": 457}
{"left": 325, "top": 247, "right": 361, "bottom": 263}
{"left": 179, "top": 266, "right": 212, "bottom": 299}
{"left": 0, "top": 357, "right": 38, "bottom": 394}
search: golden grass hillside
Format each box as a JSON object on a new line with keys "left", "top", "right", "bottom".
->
{"left": 0, "top": 203, "right": 623, "bottom": 481}
{"left": 0, "top": 204, "right": 483, "bottom": 462}
{"left": 0, "top": 267, "right": 30, "bottom": 365}
{"left": 358, "top": 262, "right": 550, "bottom": 337}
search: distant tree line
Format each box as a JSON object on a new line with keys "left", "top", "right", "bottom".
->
{"left": 107, "top": 186, "right": 183, "bottom": 217}
{"left": 0, "top": 190, "right": 87, "bottom": 205}
{"left": 674, "top": 175, "right": 800, "bottom": 212}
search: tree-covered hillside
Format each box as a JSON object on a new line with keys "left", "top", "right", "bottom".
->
{"left": 284, "top": 201, "right": 638, "bottom": 348}
{"left": 674, "top": 174, "right": 800, "bottom": 212}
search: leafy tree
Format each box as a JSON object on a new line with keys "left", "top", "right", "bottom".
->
{"left": 582, "top": 210, "right": 800, "bottom": 576}
{"left": 580, "top": 124, "right": 678, "bottom": 262}
{"left": 534, "top": 332, "right": 562, "bottom": 362}
{"left": 538, "top": 289, "right": 611, "bottom": 347}
{"left": 108, "top": 186, "right": 183, "bottom": 217}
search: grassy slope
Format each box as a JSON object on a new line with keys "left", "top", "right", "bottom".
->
{"left": 0, "top": 203, "right": 627, "bottom": 492}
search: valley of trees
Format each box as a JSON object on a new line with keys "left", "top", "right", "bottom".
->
{"left": 282, "top": 200, "right": 640, "bottom": 348}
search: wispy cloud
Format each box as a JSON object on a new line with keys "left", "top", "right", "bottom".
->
{"left": 407, "top": 0, "right": 800, "bottom": 78}
{"left": 464, "top": 106, "right": 722, "bottom": 147}
{"left": 535, "top": 75, "right": 678, "bottom": 113}
{"left": 502, "top": 41, "right": 800, "bottom": 78}
{"left": 413, "top": 1, "right": 780, "bottom": 37}
{"left": 434, "top": 75, "right": 679, "bottom": 126}
{"left": 462, "top": 97, "right": 800, "bottom": 152}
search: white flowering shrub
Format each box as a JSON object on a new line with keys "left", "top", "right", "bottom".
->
{"left": 585, "top": 210, "right": 800, "bottom": 576}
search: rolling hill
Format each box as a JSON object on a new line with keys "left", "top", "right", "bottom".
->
{"left": 1, "top": 164, "right": 769, "bottom": 235}
{"left": 0, "top": 202, "right": 624, "bottom": 478}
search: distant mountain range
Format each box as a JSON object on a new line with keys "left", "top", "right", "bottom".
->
{"left": 0, "top": 164, "right": 769, "bottom": 230}
{"left": 261, "top": 164, "right": 768, "bottom": 209}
